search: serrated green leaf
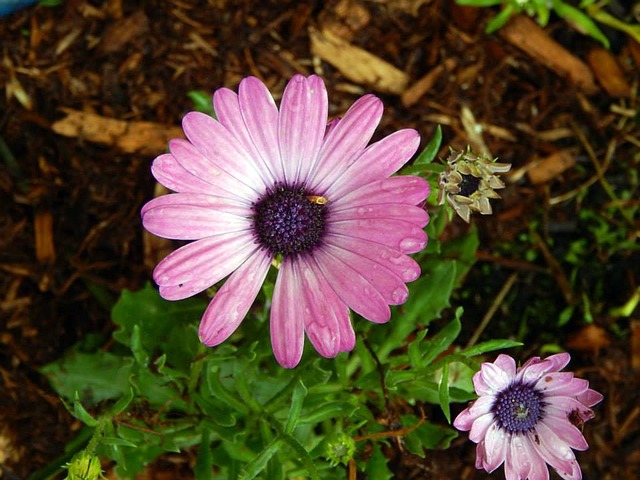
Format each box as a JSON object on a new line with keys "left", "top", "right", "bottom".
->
{"left": 41, "top": 352, "right": 133, "bottom": 405}
{"left": 110, "top": 388, "right": 134, "bottom": 415}
{"left": 279, "top": 432, "right": 320, "bottom": 480}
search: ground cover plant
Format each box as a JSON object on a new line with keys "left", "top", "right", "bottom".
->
{"left": 1, "top": 1, "right": 638, "bottom": 479}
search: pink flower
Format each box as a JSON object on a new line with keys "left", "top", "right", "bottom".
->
{"left": 454, "top": 353, "right": 603, "bottom": 480}
{"left": 141, "top": 75, "right": 429, "bottom": 367}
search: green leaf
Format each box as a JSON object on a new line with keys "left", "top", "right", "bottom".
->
{"left": 420, "top": 313, "right": 462, "bottom": 367}
{"left": 365, "top": 443, "right": 393, "bottom": 480}
{"left": 413, "top": 125, "right": 442, "bottom": 166}
{"left": 401, "top": 415, "right": 458, "bottom": 451}
{"left": 459, "top": 339, "right": 523, "bottom": 357}
{"left": 41, "top": 351, "right": 133, "bottom": 405}
{"left": 111, "top": 284, "right": 205, "bottom": 371}
{"left": 284, "top": 379, "right": 308, "bottom": 434}
{"left": 279, "top": 432, "right": 320, "bottom": 480}
{"left": 485, "top": 5, "right": 514, "bottom": 34}
{"left": 553, "top": 1, "right": 610, "bottom": 48}
{"left": 187, "top": 90, "right": 216, "bottom": 116}
{"left": 438, "top": 362, "right": 451, "bottom": 423}
{"left": 195, "top": 430, "right": 213, "bottom": 480}
{"left": 238, "top": 438, "right": 284, "bottom": 480}
{"left": 72, "top": 393, "right": 99, "bottom": 427}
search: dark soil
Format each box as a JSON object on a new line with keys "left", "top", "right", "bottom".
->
{"left": 1, "top": 1, "right": 638, "bottom": 479}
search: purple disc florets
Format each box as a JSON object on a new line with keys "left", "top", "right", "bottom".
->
{"left": 493, "top": 382, "right": 544, "bottom": 434}
{"left": 253, "top": 184, "right": 327, "bottom": 257}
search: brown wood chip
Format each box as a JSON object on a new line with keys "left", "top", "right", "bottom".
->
{"left": 586, "top": 47, "right": 631, "bottom": 98}
{"left": 51, "top": 108, "right": 183, "bottom": 156}
{"left": 499, "top": 15, "right": 598, "bottom": 94}
{"left": 309, "top": 26, "right": 409, "bottom": 95}
{"left": 527, "top": 149, "right": 576, "bottom": 185}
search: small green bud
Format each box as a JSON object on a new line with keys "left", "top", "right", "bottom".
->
{"left": 64, "top": 451, "right": 103, "bottom": 480}
{"left": 323, "top": 432, "right": 356, "bottom": 466}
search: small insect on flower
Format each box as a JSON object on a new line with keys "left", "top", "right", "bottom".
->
{"left": 438, "top": 147, "right": 511, "bottom": 222}
{"left": 307, "top": 195, "right": 329, "bottom": 205}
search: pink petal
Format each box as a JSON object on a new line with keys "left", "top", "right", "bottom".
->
{"left": 151, "top": 153, "right": 225, "bottom": 195}
{"left": 237, "top": 76, "right": 285, "bottom": 181}
{"left": 169, "top": 138, "right": 256, "bottom": 200}
{"left": 469, "top": 413, "right": 497, "bottom": 443}
{"left": 312, "top": 247, "right": 391, "bottom": 324}
{"left": 141, "top": 193, "right": 251, "bottom": 240}
{"left": 270, "top": 259, "right": 305, "bottom": 368}
{"left": 324, "top": 128, "right": 421, "bottom": 198}
{"left": 278, "top": 74, "right": 328, "bottom": 184}
{"left": 295, "top": 256, "right": 352, "bottom": 358}
{"left": 535, "top": 373, "right": 589, "bottom": 397}
{"left": 335, "top": 176, "right": 430, "bottom": 208}
{"left": 545, "top": 352, "right": 572, "bottom": 371}
{"left": 182, "top": 111, "right": 268, "bottom": 192}
{"left": 320, "top": 243, "right": 410, "bottom": 305}
{"left": 310, "top": 94, "right": 383, "bottom": 191}
{"left": 198, "top": 250, "right": 272, "bottom": 346}
{"left": 327, "top": 218, "right": 428, "bottom": 254}
{"left": 577, "top": 388, "right": 603, "bottom": 407}
{"left": 504, "top": 434, "right": 541, "bottom": 480}
{"left": 323, "top": 234, "right": 421, "bottom": 283}
{"left": 481, "top": 422, "right": 508, "bottom": 472}
{"left": 480, "top": 362, "right": 513, "bottom": 393}
{"left": 541, "top": 411, "right": 590, "bottom": 450}
{"left": 330, "top": 203, "right": 429, "bottom": 227}
{"left": 154, "top": 232, "right": 256, "bottom": 300}
{"left": 532, "top": 422, "right": 582, "bottom": 480}
{"left": 493, "top": 354, "right": 517, "bottom": 378}
{"left": 213, "top": 87, "right": 277, "bottom": 184}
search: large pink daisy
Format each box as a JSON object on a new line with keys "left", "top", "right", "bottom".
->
{"left": 454, "top": 353, "right": 603, "bottom": 480}
{"left": 141, "top": 75, "right": 429, "bottom": 367}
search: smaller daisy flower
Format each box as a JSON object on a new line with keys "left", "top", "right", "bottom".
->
{"left": 454, "top": 353, "right": 603, "bottom": 480}
{"left": 438, "top": 147, "right": 511, "bottom": 222}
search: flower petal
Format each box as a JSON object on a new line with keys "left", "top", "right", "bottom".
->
{"left": 237, "top": 76, "right": 285, "bottom": 181}
{"left": 327, "top": 218, "right": 428, "bottom": 254}
{"left": 493, "top": 354, "right": 517, "bottom": 378}
{"left": 310, "top": 94, "right": 383, "bottom": 191}
{"left": 576, "top": 388, "right": 603, "bottom": 407}
{"left": 213, "top": 87, "right": 277, "bottom": 184}
{"left": 469, "top": 413, "right": 497, "bottom": 444}
{"left": 330, "top": 203, "right": 429, "bottom": 227}
{"left": 279, "top": 74, "right": 328, "bottom": 184}
{"left": 270, "top": 259, "right": 305, "bottom": 368}
{"left": 535, "top": 373, "right": 588, "bottom": 397}
{"left": 142, "top": 193, "right": 251, "bottom": 240}
{"left": 151, "top": 153, "right": 224, "bottom": 195}
{"left": 335, "top": 176, "right": 430, "bottom": 208}
{"left": 169, "top": 138, "right": 256, "bottom": 200}
{"left": 323, "top": 234, "right": 421, "bottom": 283}
{"left": 480, "top": 361, "right": 514, "bottom": 393}
{"left": 295, "top": 256, "right": 353, "bottom": 358}
{"left": 532, "top": 422, "right": 582, "bottom": 480}
{"left": 325, "top": 128, "right": 421, "bottom": 198}
{"left": 312, "top": 246, "right": 391, "bottom": 324}
{"left": 320, "top": 242, "right": 409, "bottom": 305}
{"left": 154, "top": 232, "right": 256, "bottom": 300}
{"left": 481, "top": 423, "right": 508, "bottom": 472}
{"left": 182, "top": 111, "right": 267, "bottom": 193}
{"left": 198, "top": 250, "right": 272, "bottom": 346}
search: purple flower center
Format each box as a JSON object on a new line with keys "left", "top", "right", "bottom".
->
{"left": 459, "top": 174, "right": 480, "bottom": 197}
{"left": 493, "top": 382, "right": 544, "bottom": 434}
{"left": 253, "top": 184, "right": 327, "bottom": 257}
